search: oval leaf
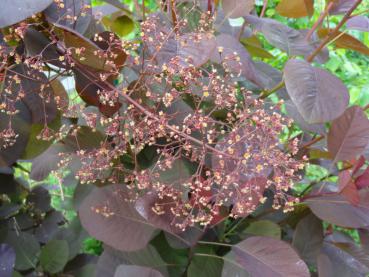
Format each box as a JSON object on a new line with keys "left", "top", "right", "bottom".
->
{"left": 223, "top": 236, "right": 309, "bottom": 276}
{"left": 347, "top": 16, "right": 369, "bottom": 32}
{"left": 0, "top": 0, "right": 53, "bottom": 28}
{"left": 327, "top": 106, "right": 369, "bottom": 161}
{"left": 40, "top": 240, "right": 69, "bottom": 274}
{"left": 276, "top": 0, "right": 314, "bottom": 18}
{"left": 292, "top": 214, "right": 324, "bottom": 266}
{"left": 0, "top": 244, "right": 16, "bottom": 277}
{"left": 79, "top": 184, "right": 156, "bottom": 251}
{"left": 284, "top": 59, "right": 349, "bottom": 124}
{"left": 318, "top": 28, "right": 369, "bottom": 56}
{"left": 222, "top": 0, "right": 254, "bottom": 18}
{"left": 44, "top": 0, "right": 92, "bottom": 34}
{"left": 306, "top": 189, "right": 369, "bottom": 228}
{"left": 114, "top": 265, "right": 164, "bottom": 277}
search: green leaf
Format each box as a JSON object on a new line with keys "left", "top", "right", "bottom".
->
{"left": 40, "top": 240, "right": 69, "bottom": 274}
{"left": 4, "top": 232, "right": 40, "bottom": 271}
{"left": 188, "top": 246, "right": 223, "bottom": 277}
{"left": 243, "top": 220, "right": 281, "bottom": 239}
{"left": 240, "top": 36, "right": 274, "bottom": 59}
{"left": 22, "top": 113, "right": 62, "bottom": 159}
{"left": 111, "top": 15, "right": 135, "bottom": 37}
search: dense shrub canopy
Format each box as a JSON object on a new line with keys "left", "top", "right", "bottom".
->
{"left": 1, "top": 0, "right": 369, "bottom": 276}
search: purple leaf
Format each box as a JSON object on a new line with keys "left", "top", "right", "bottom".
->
{"left": 306, "top": 189, "right": 369, "bottom": 228}
{"left": 0, "top": 244, "right": 15, "bottom": 277}
{"left": 284, "top": 59, "right": 349, "bottom": 124}
{"left": 45, "top": 0, "right": 92, "bottom": 34}
{"left": 222, "top": 0, "right": 254, "bottom": 18}
{"left": 24, "top": 28, "right": 65, "bottom": 68}
{"left": 285, "top": 100, "right": 326, "bottom": 134}
{"left": 30, "top": 143, "right": 74, "bottom": 181}
{"left": 0, "top": 0, "right": 53, "bottom": 28}
{"left": 135, "top": 193, "right": 184, "bottom": 235}
{"left": 26, "top": 186, "right": 52, "bottom": 213}
{"left": 5, "top": 64, "right": 58, "bottom": 124}
{"left": 327, "top": 106, "right": 369, "bottom": 161}
{"left": 79, "top": 184, "right": 157, "bottom": 251}
{"left": 223, "top": 236, "right": 310, "bottom": 276}
{"left": 347, "top": 16, "right": 369, "bottom": 32}
{"left": 96, "top": 245, "right": 169, "bottom": 277}
{"left": 318, "top": 241, "right": 369, "bottom": 277}
{"left": 292, "top": 214, "right": 324, "bottom": 266}
{"left": 245, "top": 15, "right": 329, "bottom": 63}
{"left": 330, "top": 0, "right": 356, "bottom": 15}
{"left": 0, "top": 101, "right": 31, "bottom": 166}
{"left": 210, "top": 34, "right": 261, "bottom": 86}
{"left": 4, "top": 232, "right": 40, "bottom": 271}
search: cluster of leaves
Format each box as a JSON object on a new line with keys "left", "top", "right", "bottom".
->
{"left": 1, "top": 0, "right": 369, "bottom": 276}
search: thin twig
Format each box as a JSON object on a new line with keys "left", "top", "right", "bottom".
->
{"left": 305, "top": 2, "right": 334, "bottom": 41}
{"left": 260, "top": 0, "right": 268, "bottom": 18}
{"left": 307, "top": 0, "right": 363, "bottom": 62}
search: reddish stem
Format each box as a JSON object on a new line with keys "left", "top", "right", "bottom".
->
{"left": 260, "top": 0, "right": 268, "bottom": 18}
{"left": 305, "top": 2, "right": 334, "bottom": 41}
{"left": 307, "top": 0, "right": 363, "bottom": 62}
{"left": 207, "top": 0, "right": 212, "bottom": 13}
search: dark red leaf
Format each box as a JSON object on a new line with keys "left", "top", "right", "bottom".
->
{"left": 328, "top": 106, "right": 369, "bottom": 161}
{"left": 338, "top": 170, "right": 360, "bottom": 205}
{"left": 293, "top": 214, "right": 324, "bottom": 266}
{"left": 356, "top": 167, "right": 369, "bottom": 190}
{"left": 79, "top": 184, "right": 157, "bottom": 251}
{"left": 0, "top": 0, "right": 53, "bottom": 28}
{"left": 306, "top": 189, "right": 369, "bottom": 228}
{"left": 223, "top": 236, "right": 310, "bottom": 276}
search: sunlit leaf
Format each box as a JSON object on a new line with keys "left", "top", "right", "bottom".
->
{"left": 55, "top": 24, "right": 114, "bottom": 71}
{"left": 327, "top": 0, "right": 356, "bottom": 15}
{"left": 245, "top": 15, "right": 329, "bottom": 63}
{"left": 276, "top": 0, "right": 314, "bottom": 18}
{"left": 347, "top": 16, "right": 369, "bottom": 32}
{"left": 240, "top": 36, "right": 274, "bottom": 59}
{"left": 318, "top": 28, "right": 369, "bottom": 56}
{"left": 110, "top": 15, "right": 135, "bottom": 37}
